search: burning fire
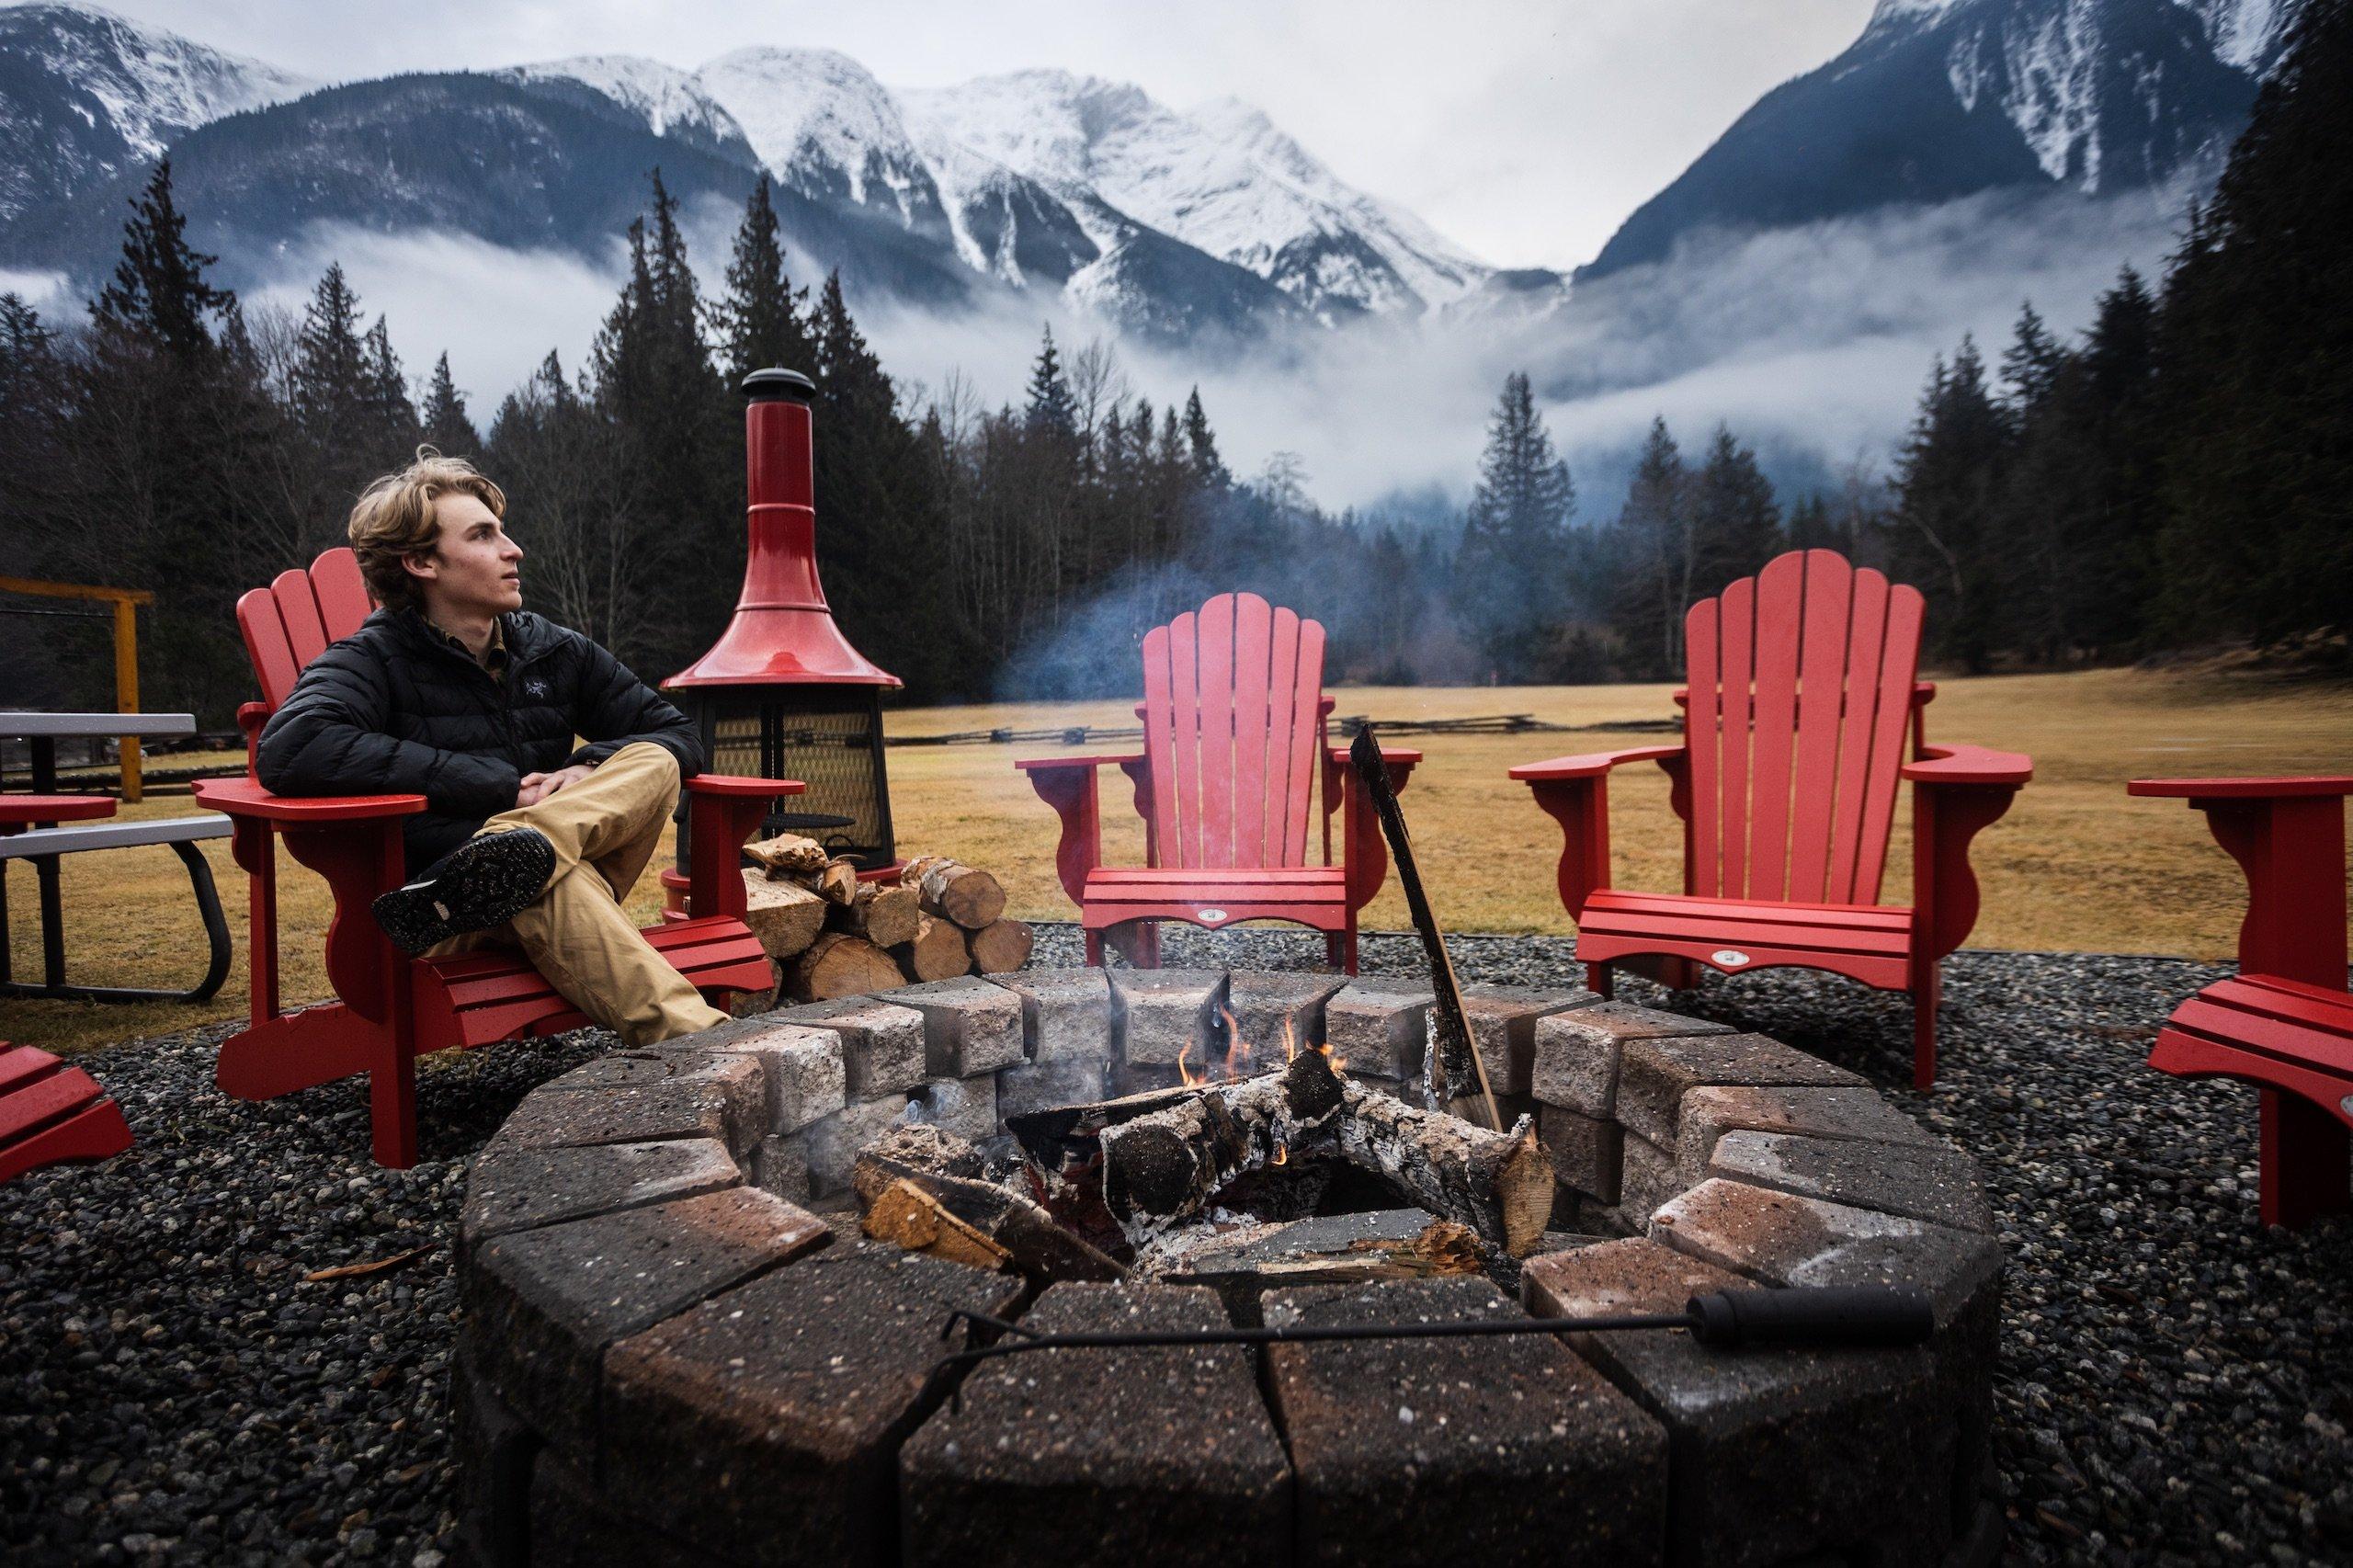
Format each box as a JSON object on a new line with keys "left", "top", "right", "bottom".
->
{"left": 1178, "top": 1009, "right": 1341, "bottom": 1090}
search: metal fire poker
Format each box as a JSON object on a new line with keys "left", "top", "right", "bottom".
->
{"left": 1347, "top": 724, "right": 1502, "bottom": 1130}
{"left": 928, "top": 1285, "right": 1934, "bottom": 1403}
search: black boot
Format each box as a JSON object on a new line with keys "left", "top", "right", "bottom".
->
{"left": 371, "top": 828, "right": 557, "bottom": 956}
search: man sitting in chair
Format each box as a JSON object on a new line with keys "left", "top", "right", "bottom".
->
{"left": 257, "top": 449, "right": 730, "bottom": 1045}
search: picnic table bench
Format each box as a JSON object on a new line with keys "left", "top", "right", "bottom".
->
{"left": 2, "top": 711, "right": 233, "bottom": 1004}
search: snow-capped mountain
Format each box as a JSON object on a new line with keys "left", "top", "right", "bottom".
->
{"left": 1584, "top": 0, "right": 2306, "bottom": 278}
{"left": 0, "top": 3, "right": 1528, "bottom": 342}
{"left": 492, "top": 55, "right": 756, "bottom": 168}
{"left": 0, "top": 1, "right": 311, "bottom": 223}
{"left": 903, "top": 71, "right": 1491, "bottom": 323}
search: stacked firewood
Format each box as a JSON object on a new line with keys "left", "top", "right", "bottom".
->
{"left": 738, "top": 836, "right": 1034, "bottom": 1002}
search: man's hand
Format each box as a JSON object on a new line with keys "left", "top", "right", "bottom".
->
{"left": 516, "top": 764, "right": 597, "bottom": 808}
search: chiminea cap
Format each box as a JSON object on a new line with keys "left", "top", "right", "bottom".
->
{"left": 742, "top": 368, "right": 815, "bottom": 403}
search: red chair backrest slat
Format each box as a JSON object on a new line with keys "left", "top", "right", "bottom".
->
{"left": 235, "top": 547, "right": 375, "bottom": 712}
{"left": 1683, "top": 550, "right": 1924, "bottom": 907}
{"left": 1139, "top": 592, "right": 1327, "bottom": 870}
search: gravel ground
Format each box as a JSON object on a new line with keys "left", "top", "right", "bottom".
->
{"left": 4, "top": 929, "right": 2349, "bottom": 1565}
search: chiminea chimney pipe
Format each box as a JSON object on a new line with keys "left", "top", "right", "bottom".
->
{"left": 665, "top": 369, "right": 899, "bottom": 690}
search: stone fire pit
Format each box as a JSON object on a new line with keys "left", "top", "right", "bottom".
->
{"left": 454, "top": 968, "right": 2004, "bottom": 1567}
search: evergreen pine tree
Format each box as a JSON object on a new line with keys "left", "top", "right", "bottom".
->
{"left": 1891, "top": 338, "right": 2011, "bottom": 669}
{"left": 1450, "top": 371, "right": 1574, "bottom": 679}
{"left": 292, "top": 263, "right": 369, "bottom": 444}
{"left": 1182, "top": 387, "right": 1229, "bottom": 489}
{"left": 2154, "top": 0, "right": 2352, "bottom": 645}
{"left": 362, "top": 315, "right": 420, "bottom": 450}
{"left": 1999, "top": 302, "right": 2065, "bottom": 415}
{"left": 1608, "top": 417, "right": 1693, "bottom": 676}
{"left": 714, "top": 176, "right": 815, "bottom": 381}
{"left": 89, "top": 159, "right": 232, "bottom": 364}
{"left": 421, "top": 352, "right": 482, "bottom": 454}
{"left": 1024, "top": 326, "right": 1078, "bottom": 437}
{"left": 1688, "top": 424, "right": 1782, "bottom": 594}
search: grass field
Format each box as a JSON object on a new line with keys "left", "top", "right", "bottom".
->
{"left": 6, "top": 665, "right": 2350, "bottom": 1057}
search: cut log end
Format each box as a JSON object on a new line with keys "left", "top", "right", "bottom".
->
{"left": 742, "top": 871, "right": 826, "bottom": 961}
{"left": 893, "top": 915, "right": 970, "bottom": 983}
{"left": 902, "top": 856, "right": 1006, "bottom": 929}
{"left": 785, "top": 931, "right": 904, "bottom": 1002}
{"left": 965, "top": 918, "right": 1033, "bottom": 974}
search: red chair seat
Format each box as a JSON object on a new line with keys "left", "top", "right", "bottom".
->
{"left": 0, "top": 796, "right": 118, "bottom": 827}
{"left": 0, "top": 1042, "right": 133, "bottom": 1183}
{"left": 1079, "top": 865, "right": 1349, "bottom": 933}
{"left": 2152, "top": 973, "right": 2353, "bottom": 1126}
{"left": 1574, "top": 889, "right": 1919, "bottom": 990}
{"left": 412, "top": 915, "right": 775, "bottom": 1053}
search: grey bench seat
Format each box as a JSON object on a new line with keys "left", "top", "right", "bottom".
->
{"left": 1, "top": 811, "right": 232, "bottom": 1003}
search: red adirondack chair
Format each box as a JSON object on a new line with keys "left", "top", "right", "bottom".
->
{"left": 192, "top": 546, "right": 794, "bottom": 1168}
{"left": 1, "top": 1042, "right": 132, "bottom": 1183}
{"left": 2130, "top": 776, "right": 2353, "bottom": 1228}
{"left": 1511, "top": 549, "right": 2031, "bottom": 1087}
{"left": 1017, "top": 591, "right": 1419, "bottom": 973}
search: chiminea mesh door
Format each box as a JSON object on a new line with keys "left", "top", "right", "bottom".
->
{"left": 696, "top": 687, "right": 895, "bottom": 869}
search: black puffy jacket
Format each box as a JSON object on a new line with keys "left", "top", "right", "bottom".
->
{"left": 256, "top": 607, "right": 702, "bottom": 872}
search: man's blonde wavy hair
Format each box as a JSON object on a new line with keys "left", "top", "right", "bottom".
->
{"left": 347, "top": 448, "right": 508, "bottom": 613}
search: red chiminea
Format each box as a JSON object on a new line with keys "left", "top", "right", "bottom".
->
{"left": 667, "top": 368, "right": 901, "bottom": 871}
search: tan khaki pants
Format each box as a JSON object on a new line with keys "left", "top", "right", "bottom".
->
{"left": 429, "top": 742, "right": 728, "bottom": 1046}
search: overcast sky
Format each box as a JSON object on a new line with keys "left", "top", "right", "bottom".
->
{"left": 89, "top": 0, "right": 1881, "bottom": 269}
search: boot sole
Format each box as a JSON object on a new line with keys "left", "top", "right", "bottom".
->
{"left": 372, "top": 829, "right": 557, "bottom": 956}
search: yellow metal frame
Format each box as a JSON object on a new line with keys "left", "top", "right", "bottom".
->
{"left": 0, "top": 575, "right": 155, "bottom": 801}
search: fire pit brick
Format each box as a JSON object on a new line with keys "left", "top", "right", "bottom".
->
{"left": 1322, "top": 976, "right": 1433, "bottom": 1082}
{"left": 599, "top": 1240, "right": 1023, "bottom": 1568}
{"left": 702, "top": 1022, "right": 847, "bottom": 1133}
{"left": 907, "top": 1074, "right": 999, "bottom": 1143}
{"left": 1611, "top": 1132, "right": 1683, "bottom": 1228}
{"left": 902, "top": 1283, "right": 1291, "bottom": 1568}
{"left": 1613, "top": 1035, "right": 1866, "bottom": 1148}
{"left": 805, "top": 1095, "right": 914, "bottom": 1196}
{"left": 1110, "top": 968, "right": 1229, "bottom": 1067}
{"left": 1674, "top": 1085, "right": 1936, "bottom": 1176}
{"left": 1453, "top": 982, "right": 1598, "bottom": 1095}
{"left": 995, "top": 1057, "right": 1108, "bottom": 1127}
{"left": 776, "top": 998, "right": 929, "bottom": 1099}
{"left": 464, "top": 1187, "right": 828, "bottom": 1443}
{"left": 751, "top": 1133, "right": 813, "bottom": 1204}
{"left": 529, "top": 1452, "right": 721, "bottom": 1567}
{"left": 461, "top": 1137, "right": 743, "bottom": 1256}
{"left": 987, "top": 967, "right": 1109, "bottom": 1062}
{"left": 1706, "top": 1131, "right": 1995, "bottom": 1233}
{"left": 495, "top": 1067, "right": 764, "bottom": 1154}
{"left": 1521, "top": 1237, "right": 1955, "bottom": 1567}
{"left": 1266, "top": 1276, "right": 1666, "bottom": 1565}
{"left": 881, "top": 976, "right": 1028, "bottom": 1076}
{"left": 1227, "top": 971, "right": 1347, "bottom": 1072}
{"left": 1530, "top": 1003, "right": 1733, "bottom": 1115}
{"left": 1538, "top": 1105, "right": 1624, "bottom": 1205}
{"left": 1652, "top": 1178, "right": 2004, "bottom": 1330}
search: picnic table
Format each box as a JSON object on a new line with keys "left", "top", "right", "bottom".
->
{"left": 0, "top": 711, "right": 231, "bottom": 1004}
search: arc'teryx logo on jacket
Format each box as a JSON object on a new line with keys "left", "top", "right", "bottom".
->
{"left": 256, "top": 608, "right": 702, "bottom": 873}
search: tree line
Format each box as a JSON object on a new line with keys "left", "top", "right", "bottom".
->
{"left": 1, "top": 1, "right": 2342, "bottom": 720}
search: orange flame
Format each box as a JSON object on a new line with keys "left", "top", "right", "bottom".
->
{"left": 1271, "top": 1142, "right": 1289, "bottom": 1165}
{"left": 1219, "top": 1006, "right": 1250, "bottom": 1080}
{"left": 1177, "top": 1040, "right": 1204, "bottom": 1087}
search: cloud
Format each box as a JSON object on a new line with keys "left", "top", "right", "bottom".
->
{"left": 244, "top": 224, "right": 631, "bottom": 414}
{"left": 205, "top": 170, "right": 2194, "bottom": 531}
{"left": 0, "top": 267, "right": 72, "bottom": 310}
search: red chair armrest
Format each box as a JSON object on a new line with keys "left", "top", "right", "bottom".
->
{"left": 1014, "top": 753, "right": 1146, "bottom": 772}
{"left": 1325, "top": 744, "right": 1423, "bottom": 770}
{"left": 1904, "top": 744, "right": 2032, "bottom": 787}
{"left": 2129, "top": 776, "right": 2353, "bottom": 800}
{"left": 685, "top": 772, "right": 805, "bottom": 798}
{"left": 1508, "top": 744, "right": 1684, "bottom": 782}
{"left": 193, "top": 778, "right": 426, "bottom": 822}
